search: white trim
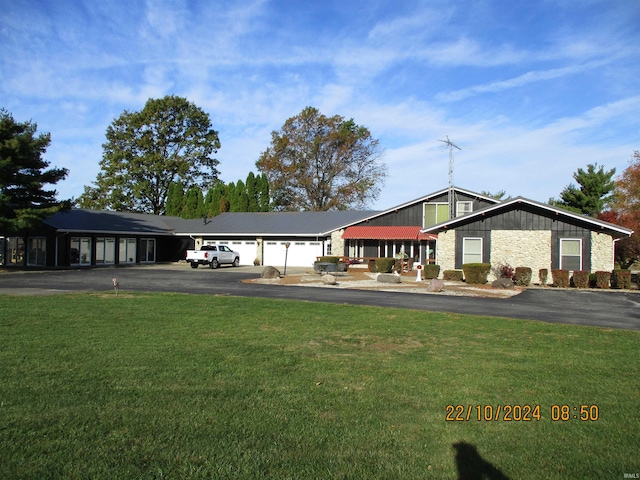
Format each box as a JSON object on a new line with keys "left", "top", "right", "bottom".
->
{"left": 462, "top": 237, "right": 483, "bottom": 264}
{"left": 421, "top": 196, "right": 633, "bottom": 237}
{"left": 560, "top": 238, "right": 582, "bottom": 271}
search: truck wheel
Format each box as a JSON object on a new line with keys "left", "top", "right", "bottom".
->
{"left": 210, "top": 258, "right": 219, "bottom": 269}
{"left": 232, "top": 257, "right": 239, "bottom": 267}
{"left": 190, "top": 263, "right": 198, "bottom": 268}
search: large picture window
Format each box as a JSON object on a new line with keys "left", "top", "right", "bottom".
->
{"left": 423, "top": 203, "right": 449, "bottom": 228}
{"left": 463, "top": 238, "right": 483, "bottom": 264}
{"left": 27, "top": 237, "right": 46, "bottom": 266}
{"left": 70, "top": 237, "right": 92, "bottom": 265}
{"left": 139, "top": 238, "right": 156, "bottom": 263}
{"left": 96, "top": 237, "right": 116, "bottom": 265}
{"left": 119, "top": 238, "right": 137, "bottom": 264}
{"left": 560, "top": 239, "right": 582, "bottom": 271}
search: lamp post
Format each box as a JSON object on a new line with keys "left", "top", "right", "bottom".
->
{"left": 283, "top": 242, "right": 291, "bottom": 276}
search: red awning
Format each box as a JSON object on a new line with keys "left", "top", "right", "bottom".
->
{"left": 343, "top": 225, "right": 437, "bottom": 241}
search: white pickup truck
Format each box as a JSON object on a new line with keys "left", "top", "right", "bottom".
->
{"left": 185, "top": 245, "right": 240, "bottom": 269}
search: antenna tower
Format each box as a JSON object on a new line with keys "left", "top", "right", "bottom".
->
{"left": 438, "top": 136, "right": 461, "bottom": 219}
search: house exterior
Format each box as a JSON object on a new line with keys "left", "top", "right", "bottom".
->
{"left": 335, "top": 188, "right": 500, "bottom": 264}
{"left": 171, "top": 210, "right": 377, "bottom": 267}
{"left": 420, "top": 196, "right": 634, "bottom": 283}
{"left": 0, "top": 209, "right": 189, "bottom": 268}
{"left": 0, "top": 187, "right": 633, "bottom": 275}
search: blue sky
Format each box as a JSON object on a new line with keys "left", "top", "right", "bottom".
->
{"left": 2, "top": 0, "right": 639, "bottom": 210}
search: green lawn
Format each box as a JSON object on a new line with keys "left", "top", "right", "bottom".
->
{"left": 1, "top": 293, "right": 638, "bottom": 479}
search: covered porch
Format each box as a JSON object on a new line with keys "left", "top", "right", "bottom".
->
{"left": 341, "top": 226, "right": 437, "bottom": 268}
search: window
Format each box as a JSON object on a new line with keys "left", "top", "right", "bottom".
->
{"left": 456, "top": 201, "right": 472, "bottom": 217}
{"left": 27, "top": 237, "right": 46, "bottom": 266}
{"left": 560, "top": 239, "right": 582, "bottom": 271}
{"left": 423, "top": 203, "right": 449, "bottom": 227}
{"left": 139, "top": 238, "right": 156, "bottom": 263}
{"left": 7, "top": 237, "right": 25, "bottom": 265}
{"left": 0, "top": 237, "right": 4, "bottom": 265}
{"left": 326, "top": 240, "right": 332, "bottom": 255}
{"left": 70, "top": 237, "right": 92, "bottom": 265}
{"left": 463, "top": 238, "right": 483, "bottom": 264}
{"left": 96, "top": 237, "right": 115, "bottom": 265}
{"left": 119, "top": 238, "right": 137, "bottom": 264}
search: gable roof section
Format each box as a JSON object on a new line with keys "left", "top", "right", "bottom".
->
{"left": 171, "top": 211, "right": 380, "bottom": 237}
{"left": 44, "top": 209, "right": 179, "bottom": 235}
{"left": 420, "top": 197, "right": 634, "bottom": 238}
{"left": 331, "top": 186, "right": 501, "bottom": 230}
{"left": 343, "top": 225, "right": 437, "bottom": 241}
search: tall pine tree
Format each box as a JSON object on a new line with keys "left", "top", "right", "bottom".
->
{"left": 0, "top": 109, "right": 69, "bottom": 230}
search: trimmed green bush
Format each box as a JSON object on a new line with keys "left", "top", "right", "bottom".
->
{"left": 442, "top": 270, "right": 463, "bottom": 281}
{"left": 318, "top": 256, "right": 341, "bottom": 263}
{"left": 374, "top": 258, "right": 395, "bottom": 273}
{"left": 514, "top": 267, "right": 532, "bottom": 286}
{"left": 538, "top": 268, "right": 548, "bottom": 286}
{"left": 551, "top": 269, "right": 570, "bottom": 288}
{"left": 571, "top": 270, "right": 590, "bottom": 289}
{"left": 462, "top": 263, "right": 491, "bottom": 284}
{"left": 612, "top": 269, "right": 631, "bottom": 289}
{"left": 594, "top": 271, "right": 611, "bottom": 289}
{"left": 423, "top": 264, "right": 440, "bottom": 279}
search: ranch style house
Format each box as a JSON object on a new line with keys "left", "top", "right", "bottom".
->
{"left": 0, "top": 187, "right": 632, "bottom": 282}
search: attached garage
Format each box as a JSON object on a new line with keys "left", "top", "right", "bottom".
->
{"left": 203, "top": 239, "right": 258, "bottom": 266}
{"left": 262, "top": 240, "right": 324, "bottom": 268}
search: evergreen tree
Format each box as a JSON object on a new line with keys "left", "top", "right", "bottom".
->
{"left": 183, "top": 186, "right": 205, "bottom": 219}
{"left": 258, "top": 173, "right": 270, "bottom": 211}
{"left": 165, "top": 181, "right": 185, "bottom": 216}
{"left": 0, "top": 109, "right": 69, "bottom": 230}
{"left": 232, "top": 180, "right": 249, "bottom": 212}
{"left": 550, "top": 164, "right": 616, "bottom": 216}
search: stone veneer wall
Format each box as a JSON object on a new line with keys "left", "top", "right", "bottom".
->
{"left": 490, "top": 230, "right": 551, "bottom": 284}
{"left": 436, "top": 230, "right": 456, "bottom": 275}
{"left": 332, "top": 229, "right": 346, "bottom": 257}
{"left": 591, "top": 232, "right": 614, "bottom": 272}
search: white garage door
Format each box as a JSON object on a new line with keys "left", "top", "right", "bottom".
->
{"left": 263, "top": 241, "right": 324, "bottom": 268}
{"left": 203, "top": 240, "right": 258, "bottom": 266}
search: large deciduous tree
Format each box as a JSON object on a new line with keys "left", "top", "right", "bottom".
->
{"left": 0, "top": 109, "right": 69, "bottom": 230}
{"left": 78, "top": 95, "right": 220, "bottom": 214}
{"left": 256, "top": 106, "right": 386, "bottom": 211}
{"left": 549, "top": 163, "right": 616, "bottom": 216}
{"left": 605, "top": 151, "right": 640, "bottom": 268}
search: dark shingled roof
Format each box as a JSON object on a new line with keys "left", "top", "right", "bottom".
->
{"left": 171, "top": 211, "right": 380, "bottom": 236}
{"left": 43, "top": 209, "right": 380, "bottom": 237}
{"left": 44, "top": 209, "right": 180, "bottom": 235}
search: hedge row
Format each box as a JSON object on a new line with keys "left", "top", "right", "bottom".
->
{"left": 421, "top": 264, "right": 635, "bottom": 289}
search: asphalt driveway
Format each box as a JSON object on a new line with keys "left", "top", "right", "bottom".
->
{"left": 1, "top": 263, "right": 639, "bottom": 331}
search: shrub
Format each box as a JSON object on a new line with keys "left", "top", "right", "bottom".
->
{"left": 374, "top": 258, "right": 395, "bottom": 273}
{"left": 538, "top": 268, "right": 548, "bottom": 286}
{"left": 612, "top": 269, "right": 631, "bottom": 289}
{"left": 495, "top": 262, "right": 515, "bottom": 280}
{"left": 551, "top": 269, "right": 570, "bottom": 288}
{"left": 514, "top": 267, "right": 532, "bottom": 286}
{"left": 318, "top": 256, "right": 341, "bottom": 264}
{"left": 594, "top": 271, "right": 611, "bottom": 289}
{"left": 442, "top": 270, "right": 464, "bottom": 281}
{"left": 423, "top": 264, "right": 440, "bottom": 279}
{"left": 571, "top": 270, "right": 590, "bottom": 289}
{"left": 367, "top": 259, "right": 377, "bottom": 272}
{"left": 462, "top": 263, "right": 491, "bottom": 284}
